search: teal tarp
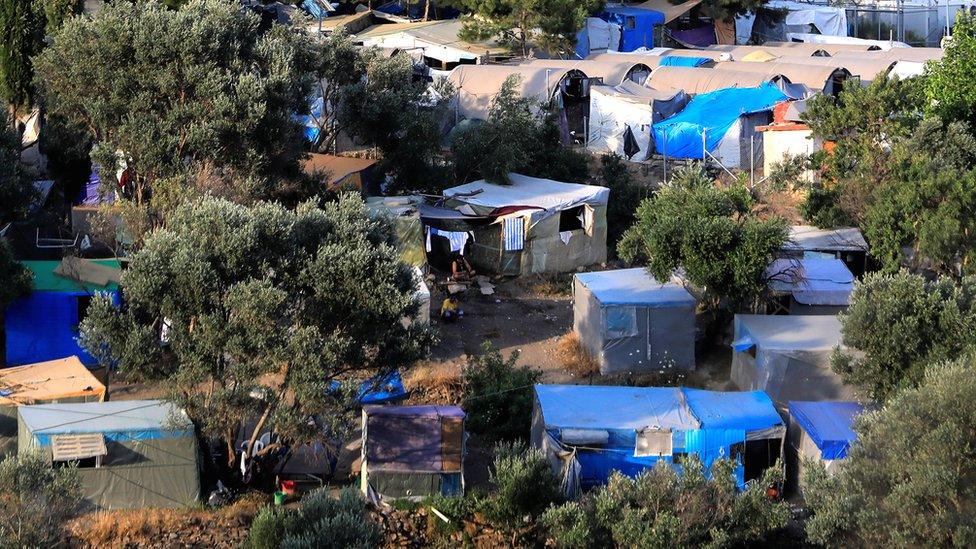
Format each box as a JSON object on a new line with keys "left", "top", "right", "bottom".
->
{"left": 653, "top": 83, "right": 788, "bottom": 159}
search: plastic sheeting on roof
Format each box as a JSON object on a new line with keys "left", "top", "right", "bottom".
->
{"left": 18, "top": 400, "right": 191, "bottom": 445}
{"left": 652, "top": 83, "right": 787, "bottom": 159}
{"left": 534, "top": 385, "right": 701, "bottom": 432}
{"left": 784, "top": 225, "right": 868, "bottom": 252}
{"left": 0, "top": 356, "right": 106, "bottom": 405}
{"left": 444, "top": 173, "right": 609, "bottom": 211}
{"left": 767, "top": 258, "right": 854, "bottom": 305}
{"left": 575, "top": 268, "right": 695, "bottom": 308}
{"left": 363, "top": 405, "right": 464, "bottom": 473}
{"left": 733, "top": 314, "right": 842, "bottom": 352}
{"left": 328, "top": 370, "right": 408, "bottom": 405}
{"left": 660, "top": 55, "right": 712, "bottom": 67}
{"left": 683, "top": 388, "right": 785, "bottom": 432}
{"left": 789, "top": 401, "right": 865, "bottom": 459}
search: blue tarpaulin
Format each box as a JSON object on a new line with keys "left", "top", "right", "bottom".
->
{"left": 652, "top": 83, "right": 788, "bottom": 159}
{"left": 329, "top": 370, "right": 408, "bottom": 405}
{"left": 789, "top": 401, "right": 865, "bottom": 460}
{"left": 535, "top": 385, "right": 783, "bottom": 489}
{"left": 19, "top": 400, "right": 193, "bottom": 445}
{"left": 660, "top": 55, "right": 712, "bottom": 67}
{"left": 600, "top": 6, "right": 664, "bottom": 51}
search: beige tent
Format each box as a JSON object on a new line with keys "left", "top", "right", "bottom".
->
{"left": 751, "top": 42, "right": 881, "bottom": 55}
{"left": 520, "top": 58, "right": 654, "bottom": 86}
{"left": 447, "top": 65, "right": 577, "bottom": 120}
{"left": 714, "top": 61, "right": 849, "bottom": 93}
{"left": 770, "top": 55, "right": 896, "bottom": 84}
{"left": 646, "top": 66, "right": 787, "bottom": 95}
{"left": 0, "top": 356, "right": 106, "bottom": 457}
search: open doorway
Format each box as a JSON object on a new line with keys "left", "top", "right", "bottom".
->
{"left": 743, "top": 437, "right": 782, "bottom": 483}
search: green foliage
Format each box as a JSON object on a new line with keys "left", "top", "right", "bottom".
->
{"left": 79, "top": 195, "right": 434, "bottom": 466}
{"left": 338, "top": 51, "right": 452, "bottom": 194}
{"left": 450, "top": 75, "right": 589, "bottom": 186}
{"left": 599, "top": 153, "right": 643, "bottom": 257}
{"left": 0, "top": 115, "right": 38, "bottom": 225}
{"left": 832, "top": 271, "right": 976, "bottom": 402}
{"left": 925, "top": 13, "right": 976, "bottom": 127}
{"left": 34, "top": 0, "right": 319, "bottom": 207}
{"left": 247, "top": 487, "right": 381, "bottom": 549}
{"left": 481, "top": 441, "right": 562, "bottom": 529}
{"left": 0, "top": 239, "right": 32, "bottom": 312}
{"left": 0, "top": 0, "right": 44, "bottom": 110}
{"left": 461, "top": 342, "right": 541, "bottom": 442}
{"left": 803, "top": 357, "right": 976, "bottom": 547}
{"left": 311, "top": 30, "right": 367, "bottom": 154}
{"left": 39, "top": 0, "right": 82, "bottom": 35}
{"left": 798, "top": 184, "right": 851, "bottom": 228}
{"left": 618, "top": 164, "right": 788, "bottom": 312}
{"left": 544, "top": 457, "right": 789, "bottom": 548}
{"left": 444, "top": 0, "right": 604, "bottom": 56}
{"left": 0, "top": 452, "right": 82, "bottom": 547}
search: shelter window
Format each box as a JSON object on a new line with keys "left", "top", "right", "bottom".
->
{"left": 605, "top": 306, "right": 638, "bottom": 339}
{"left": 625, "top": 16, "right": 636, "bottom": 29}
{"left": 635, "top": 428, "right": 672, "bottom": 457}
{"left": 51, "top": 433, "right": 106, "bottom": 468}
{"left": 559, "top": 206, "right": 586, "bottom": 232}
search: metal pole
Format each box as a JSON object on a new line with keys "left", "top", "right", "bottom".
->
{"left": 750, "top": 134, "right": 755, "bottom": 189}
{"left": 663, "top": 132, "right": 667, "bottom": 183}
{"left": 702, "top": 129, "right": 706, "bottom": 163}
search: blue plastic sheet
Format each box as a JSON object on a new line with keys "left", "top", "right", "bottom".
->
{"left": 652, "top": 83, "right": 788, "bottom": 159}
{"left": 329, "top": 370, "right": 408, "bottom": 405}
{"left": 789, "top": 401, "right": 865, "bottom": 460}
{"left": 660, "top": 56, "right": 712, "bottom": 67}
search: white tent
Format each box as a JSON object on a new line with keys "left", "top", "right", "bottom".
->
{"left": 766, "top": 258, "right": 854, "bottom": 314}
{"left": 731, "top": 314, "right": 856, "bottom": 405}
{"left": 446, "top": 65, "right": 577, "bottom": 120}
{"left": 586, "top": 82, "right": 689, "bottom": 160}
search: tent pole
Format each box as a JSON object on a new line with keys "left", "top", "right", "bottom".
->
{"left": 750, "top": 134, "right": 755, "bottom": 189}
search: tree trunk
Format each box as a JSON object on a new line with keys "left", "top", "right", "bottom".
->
{"left": 244, "top": 363, "right": 291, "bottom": 457}
{"left": 423, "top": 0, "right": 430, "bottom": 21}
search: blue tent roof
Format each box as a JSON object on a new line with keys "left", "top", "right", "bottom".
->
{"left": 660, "top": 56, "right": 712, "bottom": 67}
{"left": 328, "top": 370, "right": 408, "bottom": 405}
{"left": 684, "top": 389, "right": 784, "bottom": 432}
{"left": 653, "top": 83, "right": 788, "bottom": 159}
{"left": 789, "top": 401, "right": 866, "bottom": 460}
{"left": 575, "top": 268, "right": 696, "bottom": 308}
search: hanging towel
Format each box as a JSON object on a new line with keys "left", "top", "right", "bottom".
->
{"left": 559, "top": 231, "right": 573, "bottom": 245}
{"left": 429, "top": 228, "right": 471, "bottom": 254}
{"left": 503, "top": 217, "right": 525, "bottom": 251}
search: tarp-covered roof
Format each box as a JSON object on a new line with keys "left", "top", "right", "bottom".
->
{"left": 652, "top": 83, "right": 788, "bottom": 159}
{"left": 24, "top": 259, "right": 121, "bottom": 293}
{"left": 646, "top": 66, "right": 784, "bottom": 94}
{"left": 593, "top": 79, "right": 684, "bottom": 103}
{"left": 734, "top": 314, "right": 843, "bottom": 352}
{"left": 444, "top": 173, "right": 609, "bottom": 211}
{"left": 576, "top": 268, "right": 695, "bottom": 308}
{"left": 784, "top": 225, "right": 868, "bottom": 252}
{"left": 789, "top": 400, "right": 866, "bottom": 460}
{"left": 364, "top": 405, "right": 464, "bottom": 473}
{"left": 19, "top": 400, "right": 191, "bottom": 444}
{"left": 0, "top": 356, "right": 106, "bottom": 405}
{"left": 448, "top": 65, "right": 575, "bottom": 120}
{"left": 535, "top": 384, "right": 783, "bottom": 433}
{"left": 302, "top": 154, "right": 378, "bottom": 186}
{"left": 767, "top": 258, "right": 854, "bottom": 305}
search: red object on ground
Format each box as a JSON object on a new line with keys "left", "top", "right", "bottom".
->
{"left": 280, "top": 480, "right": 297, "bottom": 495}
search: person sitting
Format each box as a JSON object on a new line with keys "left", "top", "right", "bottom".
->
{"left": 440, "top": 296, "right": 461, "bottom": 323}
{"left": 451, "top": 255, "right": 476, "bottom": 282}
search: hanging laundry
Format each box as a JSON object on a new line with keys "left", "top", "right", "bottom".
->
{"left": 503, "top": 217, "right": 525, "bottom": 251}
{"left": 559, "top": 231, "right": 573, "bottom": 245}
{"left": 429, "top": 228, "right": 471, "bottom": 254}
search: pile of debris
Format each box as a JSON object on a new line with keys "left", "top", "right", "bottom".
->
{"left": 371, "top": 505, "right": 513, "bottom": 548}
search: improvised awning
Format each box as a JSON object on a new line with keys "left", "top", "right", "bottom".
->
{"left": 789, "top": 400, "right": 866, "bottom": 460}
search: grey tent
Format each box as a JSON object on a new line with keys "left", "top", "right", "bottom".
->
{"left": 731, "top": 315, "right": 856, "bottom": 406}
{"left": 18, "top": 400, "right": 200, "bottom": 510}
{"left": 780, "top": 225, "right": 869, "bottom": 276}
{"left": 766, "top": 258, "right": 854, "bottom": 315}
{"left": 360, "top": 405, "right": 465, "bottom": 501}
{"left": 574, "top": 268, "right": 696, "bottom": 374}
{"left": 786, "top": 400, "right": 866, "bottom": 495}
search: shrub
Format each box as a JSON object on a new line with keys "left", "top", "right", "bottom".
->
{"left": 540, "top": 500, "right": 598, "bottom": 549}
{"left": 0, "top": 452, "right": 82, "bottom": 547}
{"left": 246, "top": 487, "right": 381, "bottom": 549}
{"left": 599, "top": 153, "right": 643, "bottom": 257}
{"left": 461, "top": 342, "right": 542, "bottom": 442}
{"left": 481, "top": 441, "right": 562, "bottom": 529}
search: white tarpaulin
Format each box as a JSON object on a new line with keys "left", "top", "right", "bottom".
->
{"left": 784, "top": 225, "right": 868, "bottom": 253}
{"left": 736, "top": 1, "right": 847, "bottom": 44}
{"left": 444, "top": 173, "right": 609, "bottom": 211}
{"left": 785, "top": 32, "right": 908, "bottom": 49}
{"left": 766, "top": 258, "right": 854, "bottom": 305}
{"left": 584, "top": 17, "right": 621, "bottom": 53}
{"left": 587, "top": 84, "right": 656, "bottom": 160}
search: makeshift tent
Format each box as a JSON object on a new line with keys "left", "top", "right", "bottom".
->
{"left": 767, "top": 55, "right": 896, "bottom": 85}
{"left": 18, "top": 400, "right": 199, "bottom": 510}
{"left": 652, "top": 83, "right": 787, "bottom": 167}
{"left": 787, "top": 400, "right": 866, "bottom": 494}
{"left": 756, "top": 100, "right": 822, "bottom": 182}
{"left": 5, "top": 259, "right": 122, "bottom": 367}
{"left": 731, "top": 314, "right": 856, "bottom": 405}
{"left": 361, "top": 405, "right": 465, "bottom": 501}
{"left": 766, "top": 258, "right": 854, "bottom": 315}
{"left": 302, "top": 153, "right": 379, "bottom": 192}
{"left": 573, "top": 268, "right": 696, "bottom": 374}
{"left": 366, "top": 196, "right": 426, "bottom": 267}
{"left": 447, "top": 64, "right": 579, "bottom": 120}
{"left": 714, "top": 61, "right": 849, "bottom": 93}
{"left": 356, "top": 19, "right": 508, "bottom": 70}
{"left": 519, "top": 58, "right": 653, "bottom": 86}
{"left": 75, "top": 167, "right": 115, "bottom": 206}
{"left": 781, "top": 225, "right": 869, "bottom": 276}
{"left": 600, "top": 6, "right": 665, "bottom": 52}
{"left": 437, "top": 174, "right": 609, "bottom": 275}
{"left": 735, "top": 1, "right": 848, "bottom": 44}
{"left": 0, "top": 356, "right": 105, "bottom": 457}
{"left": 645, "top": 65, "right": 797, "bottom": 95}
{"left": 587, "top": 81, "right": 690, "bottom": 160}
{"left": 531, "top": 385, "right": 785, "bottom": 495}
{"left": 575, "top": 17, "right": 622, "bottom": 58}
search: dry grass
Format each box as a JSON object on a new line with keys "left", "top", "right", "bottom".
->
{"left": 519, "top": 272, "right": 574, "bottom": 297}
{"left": 403, "top": 361, "right": 464, "bottom": 405}
{"left": 555, "top": 332, "right": 600, "bottom": 379}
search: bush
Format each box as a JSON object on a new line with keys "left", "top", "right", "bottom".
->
{"left": 246, "top": 487, "right": 381, "bottom": 549}
{"left": 0, "top": 452, "right": 82, "bottom": 547}
{"left": 461, "top": 342, "right": 542, "bottom": 442}
{"left": 599, "top": 153, "right": 643, "bottom": 257}
{"left": 481, "top": 441, "right": 562, "bottom": 529}
{"left": 799, "top": 185, "right": 851, "bottom": 228}
{"left": 542, "top": 456, "right": 789, "bottom": 548}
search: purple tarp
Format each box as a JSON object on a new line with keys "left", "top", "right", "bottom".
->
{"left": 365, "top": 405, "right": 464, "bottom": 473}
{"left": 671, "top": 24, "right": 717, "bottom": 47}
{"left": 75, "top": 166, "right": 115, "bottom": 206}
